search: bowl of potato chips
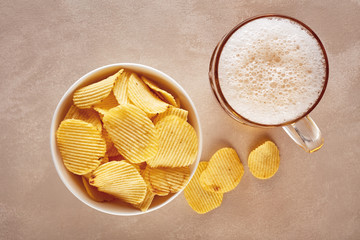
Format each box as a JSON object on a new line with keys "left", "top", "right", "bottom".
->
{"left": 50, "top": 63, "right": 202, "bottom": 215}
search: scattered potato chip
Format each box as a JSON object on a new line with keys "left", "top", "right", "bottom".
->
{"left": 133, "top": 188, "right": 155, "bottom": 212}
{"left": 141, "top": 76, "right": 178, "bottom": 107}
{"left": 143, "top": 166, "right": 190, "bottom": 196}
{"left": 102, "top": 104, "right": 159, "bottom": 164}
{"left": 73, "top": 71, "right": 120, "bottom": 109}
{"left": 56, "top": 119, "right": 106, "bottom": 175}
{"left": 248, "top": 141, "right": 280, "bottom": 179}
{"left": 200, "top": 148, "right": 244, "bottom": 193}
{"left": 127, "top": 73, "right": 168, "bottom": 116}
{"left": 152, "top": 106, "right": 188, "bottom": 125}
{"left": 93, "top": 91, "right": 119, "bottom": 115}
{"left": 147, "top": 116, "right": 198, "bottom": 168}
{"left": 184, "top": 162, "right": 223, "bottom": 214}
{"left": 113, "top": 70, "right": 130, "bottom": 105}
{"left": 89, "top": 161, "right": 147, "bottom": 205}
{"left": 82, "top": 176, "right": 115, "bottom": 202}
{"left": 64, "top": 105, "right": 102, "bottom": 132}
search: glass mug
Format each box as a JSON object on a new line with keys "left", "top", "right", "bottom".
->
{"left": 209, "top": 14, "right": 329, "bottom": 153}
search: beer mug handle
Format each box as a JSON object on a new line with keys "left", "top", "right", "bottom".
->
{"left": 282, "top": 115, "right": 324, "bottom": 153}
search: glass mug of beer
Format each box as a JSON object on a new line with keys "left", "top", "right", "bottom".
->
{"left": 209, "top": 14, "right": 329, "bottom": 153}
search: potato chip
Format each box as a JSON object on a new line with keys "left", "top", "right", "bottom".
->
{"left": 152, "top": 106, "right": 188, "bottom": 125}
{"left": 82, "top": 176, "right": 115, "bottom": 202}
{"left": 89, "top": 161, "right": 147, "bottom": 204}
{"left": 113, "top": 70, "right": 130, "bottom": 105}
{"left": 143, "top": 166, "right": 190, "bottom": 196}
{"left": 248, "top": 141, "right": 280, "bottom": 179}
{"left": 56, "top": 119, "right": 106, "bottom": 175}
{"left": 127, "top": 73, "right": 168, "bottom": 116}
{"left": 141, "top": 76, "right": 178, "bottom": 107}
{"left": 93, "top": 91, "right": 119, "bottom": 115}
{"left": 64, "top": 105, "right": 102, "bottom": 132}
{"left": 184, "top": 162, "right": 223, "bottom": 214}
{"left": 73, "top": 71, "right": 120, "bottom": 109}
{"left": 102, "top": 104, "right": 159, "bottom": 164}
{"left": 133, "top": 188, "right": 155, "bottom": 212}
{"left": 147, "top": 116, "right": 198, "bottom": 168}
{"left": 200, "top": 148, "right": 244, "bottom": 193}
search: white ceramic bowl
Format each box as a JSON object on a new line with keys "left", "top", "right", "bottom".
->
{"left": 50, "top": 63, "right": 202, "bottom": 216}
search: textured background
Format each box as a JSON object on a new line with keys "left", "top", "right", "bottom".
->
{"left": 1, "top": 0, "right": 360, "bottom": 239}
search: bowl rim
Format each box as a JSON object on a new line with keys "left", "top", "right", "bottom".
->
{"left": 50, "top": 63, "right": 203, "bottom": 216}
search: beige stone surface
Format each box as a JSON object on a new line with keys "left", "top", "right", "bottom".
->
{"left": 1, "top": 0, "right": 359, "bottom": 239}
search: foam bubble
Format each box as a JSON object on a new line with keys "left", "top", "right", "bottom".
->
{"left": 218, "top": 17, "right": 326, "bottom": 125}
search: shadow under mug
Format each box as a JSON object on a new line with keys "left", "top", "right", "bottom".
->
{"left": 209, "top": 14, "right": 329, "bottom": 153}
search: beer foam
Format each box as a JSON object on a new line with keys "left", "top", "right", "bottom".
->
{"left": 218, "top": 17, "right": 326, "bottom": 125}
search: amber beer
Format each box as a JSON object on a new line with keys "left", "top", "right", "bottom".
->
{"left": 216, "top": 16, "right": 326, "bottom": 125}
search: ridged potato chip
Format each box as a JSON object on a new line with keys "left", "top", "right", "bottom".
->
{"left": 113, "top": 70, "right": 130, "bottom": 105}
{"left": 248, "top": 141, "right": 280, "bottom": 179}
{"left": 127, "top": 73, "right": 168, "bottom": 116}
{"left": 152, "top": 106, "right": 188, "bottom": 125}
{"left": 56, "top": 119, "right": 106, "bottom": 175}
{"left": 147, "top": 116, "right": 198, "bottom": 168}
{"left": 82, "top": 176, "right": 115, "bottom": 202}
{"left": 93, "top": 91, "right": 119, "bottom": 115}
{"left": 141, "top": 76, "right": 178, "bottom": 107}
{"left": 143, "top": 166, "right": 190, "bottom": 196}
{"left": 73, "top": 71, "right": 120, "bottom": 109}
{"left": 132, "top": 188, "right": 155, "bottom": 212}
{"left": 102, "top": 104, "right": 159, "bottom": 164}
{"left": 89, "top": 161, "right": 147, "bottom": 205}
{"left": 200, "top": 148, "right": 244, "bottom": 193}
{"left": 184, "top": 162, "right": 223, "bottom": 214}
{"left": 64, "top": 105, "right": 102, "bottom": 132}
